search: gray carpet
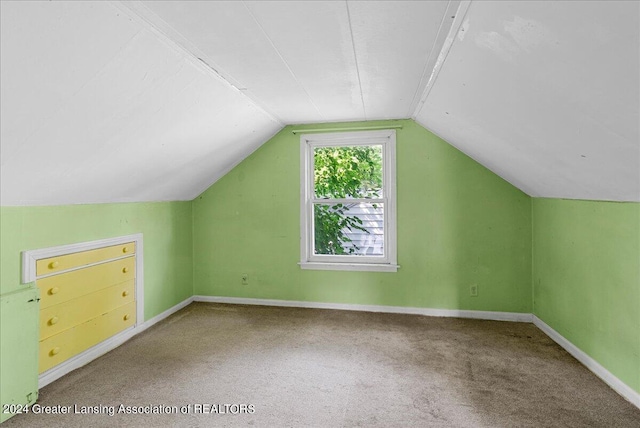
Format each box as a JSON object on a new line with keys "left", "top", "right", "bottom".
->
{"left": 5, "top": 303, "right": 640, "bottom": 427}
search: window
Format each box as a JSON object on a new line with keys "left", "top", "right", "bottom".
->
{"left": 300, "top": 130, "right": 398, "bottom": 272}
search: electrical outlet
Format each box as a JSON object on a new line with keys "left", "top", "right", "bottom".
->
{"left": 241, "top": 274, "right": 248, "bottom": 285}
{"left": 470, "top": 284, "right": 478, "bottom": 297}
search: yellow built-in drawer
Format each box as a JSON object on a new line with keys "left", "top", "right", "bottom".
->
{"left": 40, "top": 280, "right": 135, "bottom": 340}
{"left": 37, "top": 257, "right": 135, "bottom": 310}
{"left": 39, "top": 301, "right": 136, "bottom": 373}
{"left": 36, "top": 242, "right": 135, "bottom": 276}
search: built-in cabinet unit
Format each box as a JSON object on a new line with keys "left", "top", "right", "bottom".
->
{"left": 21, "top": 234, "right": 144, "bottom": 385}
{"left": 0, "top": 235, "right": 144, "bottom": 422}
{"left": 36, "top": 243, "right": 137, "bottom": 373}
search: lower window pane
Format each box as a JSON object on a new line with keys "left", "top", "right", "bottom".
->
{"left": 313, "top": 203, "right": 384, "bottom": 256}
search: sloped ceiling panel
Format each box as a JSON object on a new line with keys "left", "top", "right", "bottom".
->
{"left": 138, "top": 0, "right": 452, "bottom": 123}
{"left": 0, "top": 1, "right": 281, "bottom": 206}
{"left": 346, "top": 1, "right": 450, "bottom": 119}
{"left": 415, "top": 1, "right": 640, "bottom": 202}
{"left": 135, "top": 0, "right": 324, "bottom": 124}
{"left": 4, "top": 1, "right": 636, "bottom": 205}
{"left": 242, "top": 0, "right": 365, "bottom": 121}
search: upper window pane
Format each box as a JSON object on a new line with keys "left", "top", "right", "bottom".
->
{"left": 314, "top": 145, "right": 383, "bottom": 199}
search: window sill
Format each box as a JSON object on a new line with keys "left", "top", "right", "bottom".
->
{"left": 299, "top": 262, "right": 399, "bottom": 272}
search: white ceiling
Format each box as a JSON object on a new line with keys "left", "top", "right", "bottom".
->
{"left": 0, "top": 1, "right": 281, "bottom": 205}
{"left": 131, "top": 0, "right": 453, "bottom": 123}
{"left": 415, "top": 0, "right": 640, "bottom": 202}
{"left": 1, "top": 1, "right": 638, "bottom": 205}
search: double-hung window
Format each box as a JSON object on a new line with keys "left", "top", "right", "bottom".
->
{"left": 299, "top": 129, "right": 398, "bottom": 272}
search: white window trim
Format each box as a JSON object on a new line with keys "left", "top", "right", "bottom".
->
{"left": 299, "top": 130, "right": 398, "bottom": 272}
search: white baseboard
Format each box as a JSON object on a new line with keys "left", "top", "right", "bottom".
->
{"left": 39, "top": 296, "right": 194, "bottom": 388}
{"left": 38, "top": 295, "right": 639, "bottom": 411}
{"left": 192, "top": 296, "right": 639, "bottom": 410}
{"left": 533, "top": 315, "right": 640, "bottom": 409}
{"left": 138, "top": 296, "right": 194, "bottom": 333}
{"left": 192, "top": 295, "right": 533, "bottom": 322}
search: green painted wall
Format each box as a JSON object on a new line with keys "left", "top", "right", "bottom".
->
{"left": 193, "top": 120, "right": 532, "bottom": 312}
{"left": 0, "top": 287, "right": 39, "bottom": 423}
{"left": 1, "top": 119, "right": 638, "bottom": 407}
{"left": 0, "top": 202, "right": 193, "bottom": 319}
{"left": 0, "top": 201, "right": 193, "bottom": 421}
{"left": 532, "top": 198, "right": 640, "bottom": 393}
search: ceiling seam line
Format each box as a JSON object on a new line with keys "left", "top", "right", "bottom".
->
{"left": 405, "top": 1, "right": 456, "bottom": 117}
{"left": 412, "top": 0, "right": 472, "bottom": 119}
{"left": 241, "top": 1, "right": 326, "bottom": 121}
{"left": 345, "top": 0, "right": 367, "bottom": 121}
{"left": 110, "top": 0, "right": 284, "bottom": 125}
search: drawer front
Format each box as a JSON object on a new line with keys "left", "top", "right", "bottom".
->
{"left": 39, "top": 301, "right": 136, "bottom": 373}
{"left": 37, "top": 257, "right": 135, "bottom": 309}
{"left": 36, "top": 242, "right": 135, "bottom": 276}
{"left": 39, "top": 280, "right": 135, "bottom": 340}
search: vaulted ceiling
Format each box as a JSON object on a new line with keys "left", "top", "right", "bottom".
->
{"left": 1, "top": 1, "right": 638, "bottom": 206}
{"left": 415, "top": 1, "right": 639, "bottom": 202}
